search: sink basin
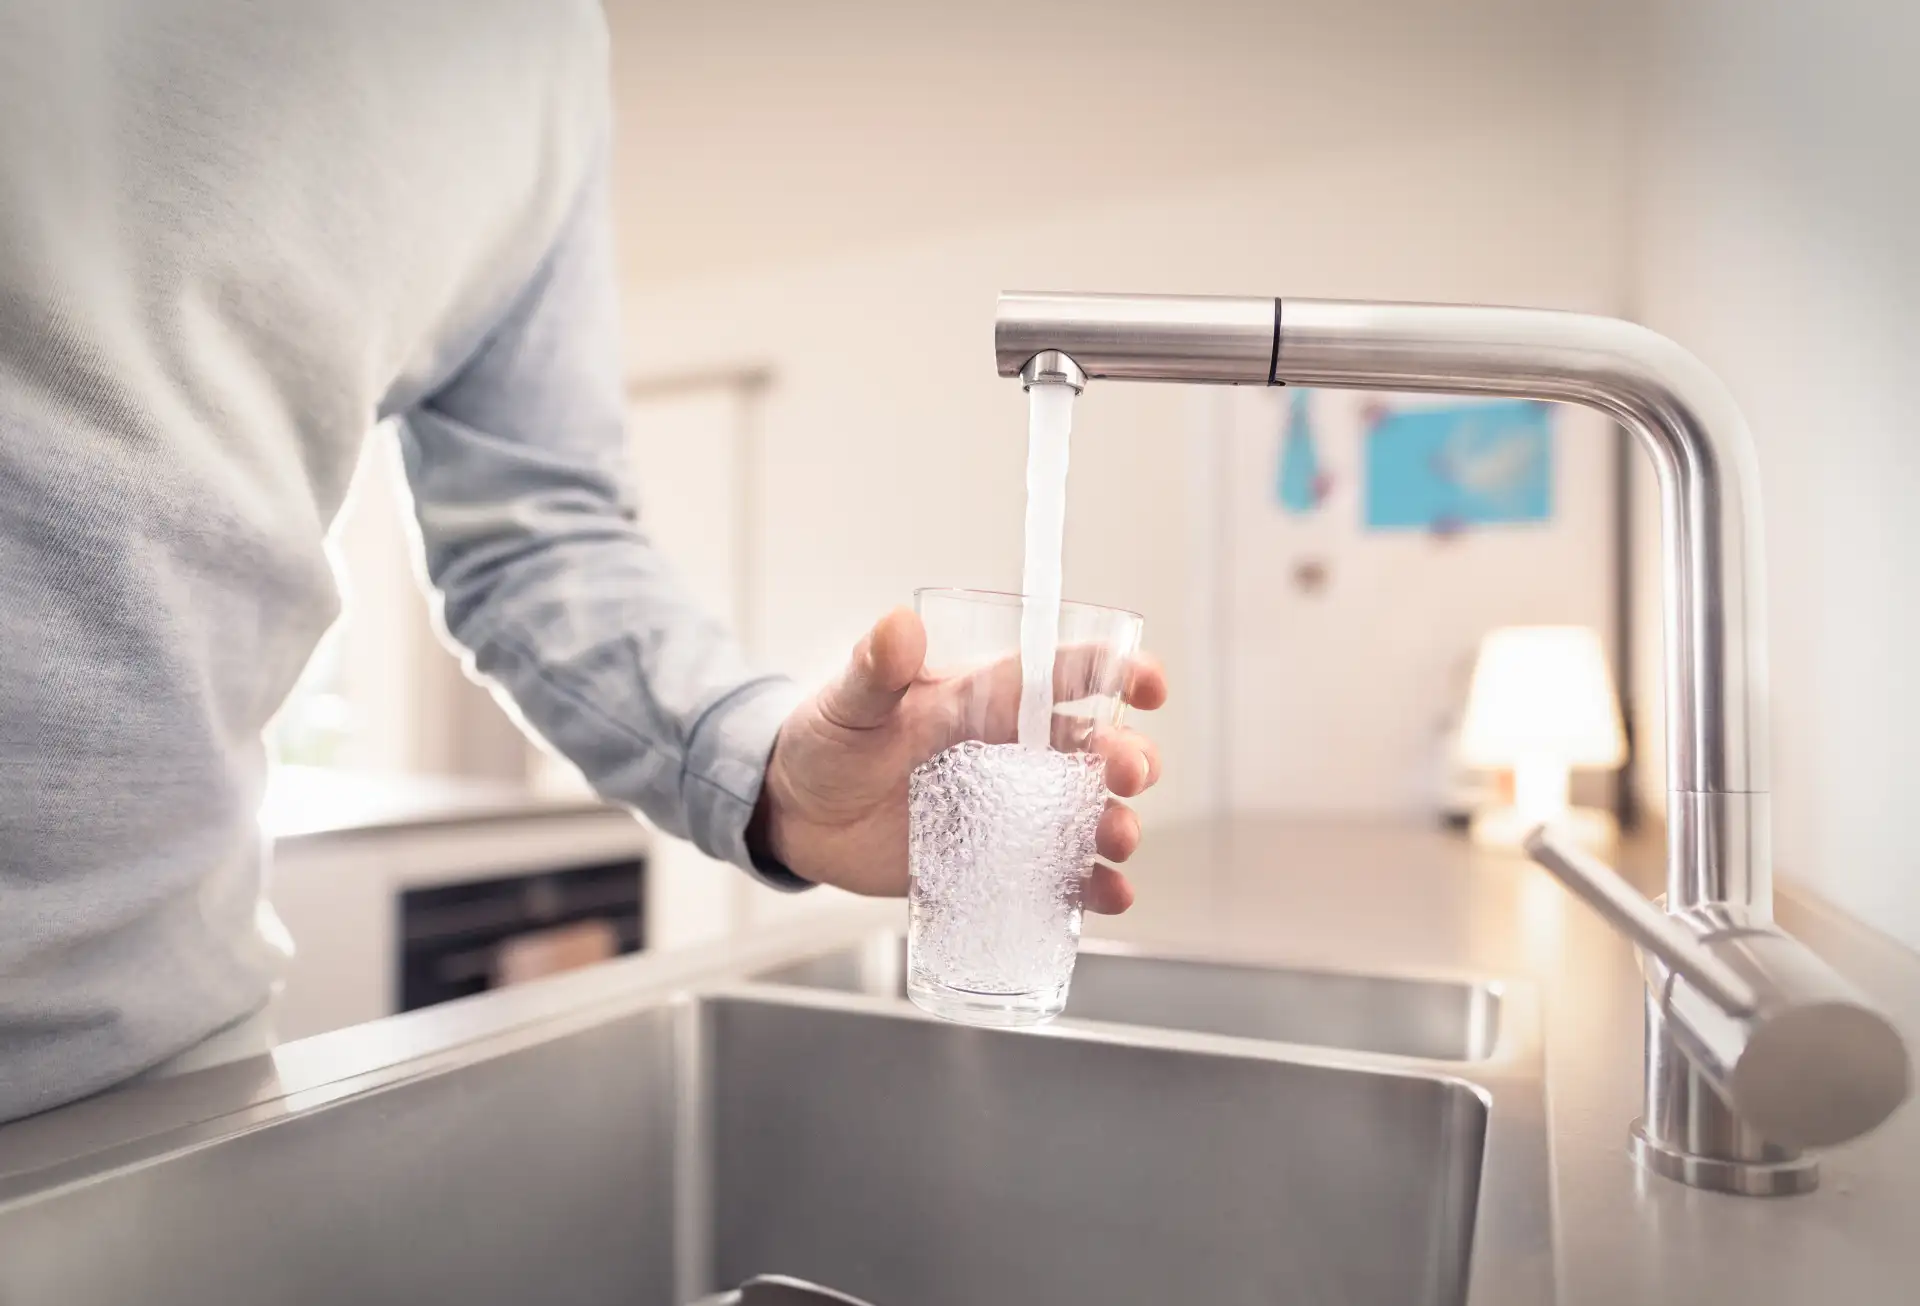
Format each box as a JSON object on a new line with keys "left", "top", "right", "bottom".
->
{"left": 0, "top": 990, "right": 1506, "bottom": 1306}
{"left": 706, "top": 995, "right": 1488, "bottom": 1306}
{"left": 757, "top": 934, "right": 1502, "bottom": 1061}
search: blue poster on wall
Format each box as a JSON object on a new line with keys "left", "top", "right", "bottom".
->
{"left": 1363, "top": 399, "right": 1553, "bottom": 532}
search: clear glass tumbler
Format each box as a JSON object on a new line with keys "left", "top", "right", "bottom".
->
{"left": 906, "top": 587, "right": 1145, "bottom": 1027}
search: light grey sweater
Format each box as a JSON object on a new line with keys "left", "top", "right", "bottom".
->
{"left": 0, "top": 0, "right": 802, "bottom": 1124}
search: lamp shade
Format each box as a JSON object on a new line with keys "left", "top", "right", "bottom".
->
{"left": 1459, "top": 626, "right": 1626, "bottom": 769}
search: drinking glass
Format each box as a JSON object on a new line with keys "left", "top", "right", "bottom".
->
{"left": 906, "top": 587, "right": 1145, "bottom": 1027}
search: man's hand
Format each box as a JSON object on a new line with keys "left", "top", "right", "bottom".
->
{"left": 749, "top": 607, "right": 1167, "bottom": 914}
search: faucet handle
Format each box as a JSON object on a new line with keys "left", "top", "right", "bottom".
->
{"left": 1526, "top": 823, "right": 1912, "bottom": 1150}
{"left": 1524, "top": 825, "right": 1759, "bottom": 1015}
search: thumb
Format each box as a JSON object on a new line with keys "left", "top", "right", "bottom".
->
{"left": 818, "top": 607, "right": 926, "bottom": 730}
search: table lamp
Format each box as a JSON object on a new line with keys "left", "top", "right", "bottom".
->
{"left": 1458, "top": 625, "right": 1626, "bottom": 849}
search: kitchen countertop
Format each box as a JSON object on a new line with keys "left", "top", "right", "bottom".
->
{"left": 3, "top": 816, "right": 1916, "bottom": 1301}
{"left": 261, "top": 764, "right": 616, "bottom": 841}
{"left": 1095, "top": 819, "right": 1920, "bottom": 1303}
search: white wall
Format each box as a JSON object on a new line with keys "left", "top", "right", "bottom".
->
{"left": 1217, "top": 388, "right": 1618, "bottom": 815}
{"left": 1631, "top": 0, "right": 1920, "bottom": 943}
{"left": 608, "top": 0, "right": 1628, "bottom": 291}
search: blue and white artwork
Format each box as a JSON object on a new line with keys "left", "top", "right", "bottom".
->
{"left": 1363, "top": 399, "right": 1553, "bottom": 532}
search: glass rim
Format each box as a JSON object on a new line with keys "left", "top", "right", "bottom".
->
{"left": 913, "top": 586, "right": 1143, "bottom": 624}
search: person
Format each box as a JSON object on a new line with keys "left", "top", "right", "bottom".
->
{"left": 0, "top": 0, "right": 1166, "bottom": 1125}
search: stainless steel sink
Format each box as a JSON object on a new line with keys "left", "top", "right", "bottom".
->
{"left": 704, "top": 994, "right": 1489, "bottom": 1306}
{"left": 757, "top": 933, "right": 1502, "bottom": 1061}
{"left": 0, "top": 921, "right": 1548, "bottom": 1306}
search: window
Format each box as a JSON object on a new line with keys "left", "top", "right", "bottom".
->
{"left": 267, "top": 630, "right": 352, "bottom": 768}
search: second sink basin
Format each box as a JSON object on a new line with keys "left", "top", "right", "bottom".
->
{"left": 756, "top": 933, "right": 1502, "bottom": 1061}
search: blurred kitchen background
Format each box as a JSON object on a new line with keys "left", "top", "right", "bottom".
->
{"left": 260, "top": 0, "right": 1917, "bottom": 1041}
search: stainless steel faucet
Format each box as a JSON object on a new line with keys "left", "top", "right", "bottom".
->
{"left": 995, "top": 291, "right": 1912, "bottom": 1196}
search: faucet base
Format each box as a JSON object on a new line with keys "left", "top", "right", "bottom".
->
{"left": 1630, "top": 1120, "right": 1820, "bottom": 1196}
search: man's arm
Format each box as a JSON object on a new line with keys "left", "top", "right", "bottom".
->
{"left": 395, "top": 133, "right": 1167, "bottom": 909}
{"left": 396, "top": 140, "right": 806, "bottom": 881}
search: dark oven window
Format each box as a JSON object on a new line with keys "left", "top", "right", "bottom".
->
{"left": 397, "top": 857, "right": 646, "bottom": 1012}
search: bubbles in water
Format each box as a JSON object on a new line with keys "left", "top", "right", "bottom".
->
{"left": 907, "top": 740, "right": 1106, "bottom": 998}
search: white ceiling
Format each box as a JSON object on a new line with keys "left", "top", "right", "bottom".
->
{"left": 606, "top": 0, "right": 1629, "bottom": 289}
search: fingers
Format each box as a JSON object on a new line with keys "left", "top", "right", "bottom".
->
{"left": 1049, "top": 645, "right": 1162, "bottom": 710}
{"left": 1089, "top": 727, "right": 1161, "bottom": 798}
{"left": 1088, "top": 797, "right": 1143, "bottom": 913}
{"left": 1124, "top": 654, "right": 1168, "bottom": 711}
{"left": 870, "top": 607, "right": 927, "bottom": 687}
{"left": 818, "top": 608, "right": 926, "bottom": 730}
{"left": 1095, "top": 798, "right": 1141, "bottom": 863}
{"left": 1084, "top": 862, "right": 1136, "bottom": 915}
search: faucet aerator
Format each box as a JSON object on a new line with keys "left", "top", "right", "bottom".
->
{"left": 1017, "top": 349, "right": 1087, "bottom": 393}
